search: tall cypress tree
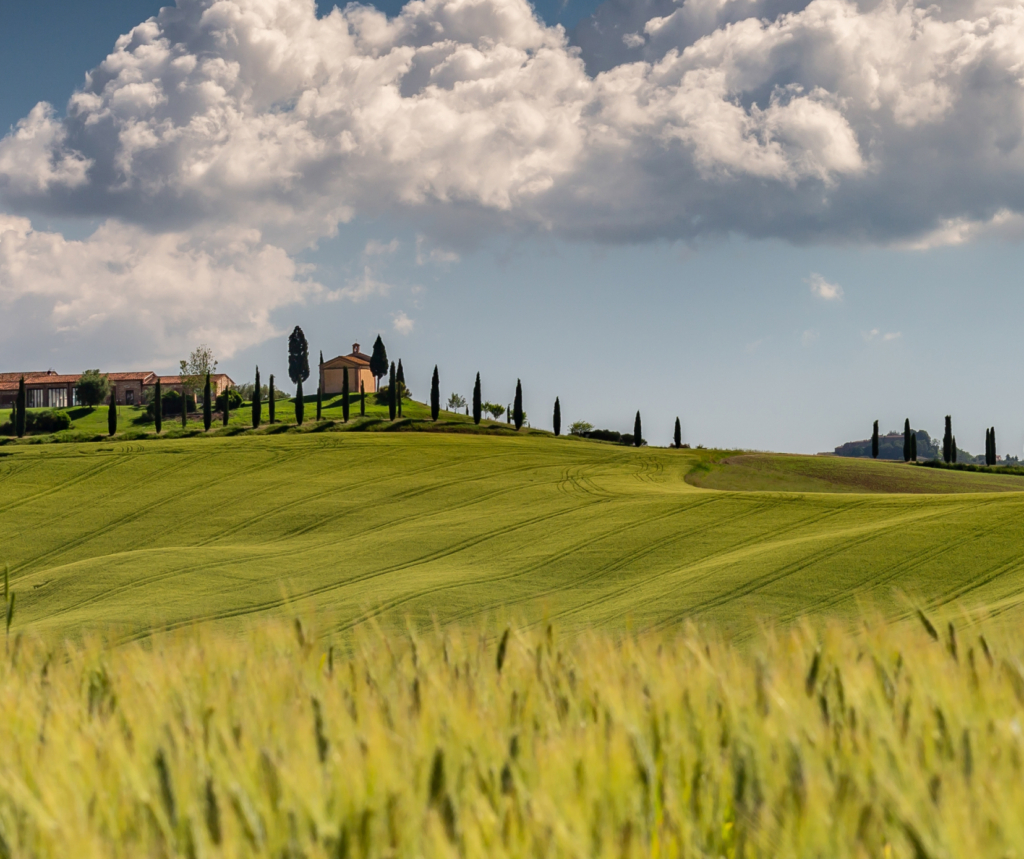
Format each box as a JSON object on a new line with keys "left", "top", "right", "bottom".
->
{"left": 553, "top": 397, "right": 561, "bottom": 437}
{"left": 203, "top": 374, "right": 212, "bottom": 431}
{"left": 387, "top": 362, "right": 397, "bottom": 420}
{"left": 910, "top": 432, "right": 917, "bottom": 462}
{"left": 991, "top": 427, "right": 997, "bottom": 465}
{"left": 295, "top": 380, "right": 304, "bottom": 425}
{"left": 871, "top": 420, "right": 879, "bottom": 459}
{"left": 15, "top": 376, "right": 26, "bottom": 439}
{"left": 222, "top": 382, "right": 230, "bottom": 427}
{"left": 181, "top": 383, "right": 187, "bottom": 428}
{"left": 316, "top": 384, "right": 322, "bottom": 421}
{"left": 430, "top": 366, "right": 440, "bottom": 421}
{"left": 472, "top": 373, "right": 482, "bottom": 425}
{"left": 154, "top": 378, "right": 163, "bottom": 434}
{"left": 396, "top": 360, "right": 405, "bottom": 418}
{"left": 360, "top": 381, "right": 365, "bottom": 416}
{"left": 985, "top": 428, "right": 991, "bottom": 465}
{"left": 943, "top": 415, "right": 952, "bottom": 463}
{"left": 108, "top": 387, "right": 118, "bottom": 437}
{"left": 369, "top": 335, "right": 388, "bottom": 392}
{"left": 513, "top": 379, "right": 523, "bottom": 430}
{"left": 903, "top": 419, "right": 911, "bottom": 462}
{"left": 252, "top": 366, "right": 262, "bottom": 429}
{"left": 633, "top": 411, "right": 642, "bottom": 448}
{"left": 269, "top": 375, "right": 276, "bottom": 424}
{"left": 674, "top": 417, "right": 682, "bottom": 449}
{"left": 341, "top": 368, "right": 350, "bottom": 422}
{"left": 952, "top": 436, "right": 957, "bottom": 464}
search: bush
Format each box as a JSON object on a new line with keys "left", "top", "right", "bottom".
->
{"left": 215, "top": 389, "right": 243, "bottom": 412}
{"left": 568, "top": 421, "right": 593, "bottom": 436}
{"left": 1, "top": 410, "right": 72, "bottom": 436}
{"left": 374, "top": 381, "right": 411, "bottom": 405}
{"left": 145, "top": 390, "right": 196, "bottom": 419}
{"left": 583, "top": 428, "right": 621, "bottom": 443}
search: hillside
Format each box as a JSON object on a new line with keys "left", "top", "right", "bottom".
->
{"left": 4, "top": 433, "right": 1024, "bottom": 639}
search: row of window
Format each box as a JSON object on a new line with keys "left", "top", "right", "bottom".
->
{"left": 14, "top": 388, "right": 138, "bottom": 409}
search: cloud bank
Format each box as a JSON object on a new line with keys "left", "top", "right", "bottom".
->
{"left": 2, "top": 0, "right": 1024, "bottom": 356}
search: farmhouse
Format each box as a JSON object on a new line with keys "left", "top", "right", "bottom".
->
{"left": 0, "top": 370, "right": 236, "bottom": 409}
{"left": 155, "top": 374, "right": 235, "bottom": 399}
{"left": 320, "top": 344, "right": 377, "bottom": 395}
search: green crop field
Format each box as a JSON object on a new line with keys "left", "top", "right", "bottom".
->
{"left": 3, "top": 424, "right": 1024, "bottom": 640}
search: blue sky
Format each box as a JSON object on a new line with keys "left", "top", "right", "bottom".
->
{"left": 2, "top": 0, "right": 1023, "bottom": 454}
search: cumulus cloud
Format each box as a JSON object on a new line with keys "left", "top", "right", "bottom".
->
{"left": 3, "top": 0, "right": 1024, "bottom": 355}
{"left": 808, "top": 273, "right": 843, "bottom": 300}
{"left": 392, "top": 310, "right": 415, "bottom": 334}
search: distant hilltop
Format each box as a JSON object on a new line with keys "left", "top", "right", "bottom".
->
{"left": 834, "top": 430, "right": 939, "bottom": 461}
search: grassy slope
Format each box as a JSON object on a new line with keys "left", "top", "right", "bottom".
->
{"left": 4, "top": 432, "right": 1024, "bottom": 639}
{"left": 686, "top": 451, "right": 1024, "bottom": 493}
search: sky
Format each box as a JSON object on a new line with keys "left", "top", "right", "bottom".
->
{"left": 1, "top": 0, "right": 1024, "bottom": 454}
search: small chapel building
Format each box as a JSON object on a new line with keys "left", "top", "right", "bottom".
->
{"left": 320, "top": 344, "right": 377, "bottom": 395}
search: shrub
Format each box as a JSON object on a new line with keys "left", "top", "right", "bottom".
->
{"left": 1, "top": 410, "right": 72, "bottom": 436}
{"left": 145, "top": 390, "right": 196, "bottom": 419}
{"left": 215, "top": 389, "right": 243, "bottom": 412}
{"left": 374, "top": 381, "right": 411, "bottom": 405}
{"left": 568, "top": 421, "right": 593, "bottom": 436}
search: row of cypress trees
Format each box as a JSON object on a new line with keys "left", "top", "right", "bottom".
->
{"left": 985, "top": 426, "right": 998, "bottom": 466}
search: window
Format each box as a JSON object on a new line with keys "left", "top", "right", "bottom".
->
{"left": 48, "top": 388, "right": 67, "bottom": 409}
{"left": 28, "top": 389, "right": 44, "bottom": 408}
{"left": 125, "top": 389, "right": 135, "bottom": 405}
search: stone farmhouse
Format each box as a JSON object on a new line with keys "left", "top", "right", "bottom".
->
{"left": 155, "top": 375, "right": 235, "bottom": 400}
{"left": 0, "top": 370, "right": 234, "bottom": 409}
{"left": 319, "top": 344, "right": 377, "bottom": 396}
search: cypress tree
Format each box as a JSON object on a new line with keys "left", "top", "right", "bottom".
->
{"left": 181, "top": 384, "right": 187, "bottom": 427}
{"left": 674, "top": 417, "right": 682, "bottom": 449}
{"left": 203, "top": 374, "right": 212, "bottom": 431}
{"left": 991, "top": 427, "right": 997, "bottom": 465}
{"left": 396, "top": 360, "right": 405, "bottom": 418}
{"left": 388, "top": 362, "right": 397, "bottom": 421}
{"left": 943, "top": 415, "right": 952, "bottom": 463}
{"left": 369, "top": 335, "right": 388, "bottom": 392}
{"left": 15, "top": 376, "right": 26, "bottom": 439}
{"left": 288, "top": 326, "right": 310, "bottom": 389}
{"left": 222, "top": 382, "right": 230, "bottom": 427}
{"left": 910, "top": 432, "right": 917, "bottom": 462}
{"left": 360, "top": 381, "right": 365, "bottom": 416}
{"left": 952, "top": 436, "right": 957, "bottom": 464}
{"left": 513, "top": 379, "right": 523, "bottom": 430}
{"left": 341, "top": 368, "right": 350, "bottom": 423}
{"left": 295, "top": 380, "right": 304, "bottom": 425}
{"left": 633, "top": 411, "right": 642, "bottom": 447}
{"left": 903, "top": 419, "right": 911, "bottom": 462}
{"left": 269, "top": 375, "right": 276, "bottom": 424}
{"left": 316, "top": 385, "right": 322, "bottom": 421}
{"left": 472, "top": 373, "right": 482, "bottom": 425}
{"left": 985, "top": 428, "right": 991, "bottom": 465}
{"left": 553, "top": 397, "right": 561, "bottom": 437}
{"left": 252, "top": 366, "right": 261, "bottom": 429}
{"left": 108, "top": 387, "right": 118, "bottom": 437}
{"left": 507, "top": 405, "right": 511, "bottom": 424}
{"left": 871, "top": 420, "right": 879, "bottom": 459}
{"left": 154, "top": 378, "right": 163, "bottom": 434}
{"left": 430, "top": 366, "right": 440, "bottom": 421}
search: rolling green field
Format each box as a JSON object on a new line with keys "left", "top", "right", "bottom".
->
{"left": 3, "top": 429, "right": 1024, "bottom": 639}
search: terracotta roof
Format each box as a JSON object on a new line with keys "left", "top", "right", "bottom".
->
{"left": 322, "top": 354, "right": 370, "bottom": 368}
{"left": 108, "top": 372, "right": 157, "bottom": 382}
{"left": 0, "top": 372, "right": 47, "bottom": 382}
{"left": 156, "top": 374, "right": 234, "bottom": 385}
{"left": 0, "top": 374, "right": 82, "bottom": 390}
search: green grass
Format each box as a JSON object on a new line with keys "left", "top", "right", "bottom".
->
{"left": 4, "top": 432, "right": 1024, "bottom": 639}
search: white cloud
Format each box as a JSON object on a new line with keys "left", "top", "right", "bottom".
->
{"left": 862, "top": 328, "right": 901, "bottom": 342}
{"left": 416, "top": 236, "right": 461, "bottom": 265}
{"left": 364, "top": 239, "right": 400, "bottom": 256}
{"left": 325, "top": 267, "right": 392, "bottom": 303}
{"left": 392, "top": 311, "right": 415, "bottom": 334}
{"left": 807, "top": 273, "right": 843, "bottom": 301}
{"left": 801, "top": 328, "right": 820, "bottom": 346}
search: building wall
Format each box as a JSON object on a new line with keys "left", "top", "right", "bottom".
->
{"left": 108, "top": 382, "right": 144, "bottom": 406}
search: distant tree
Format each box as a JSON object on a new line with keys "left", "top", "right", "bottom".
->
{"left": 483, "top": 402, "right": 505, "bottom": 420}
{"left": 181, "top": 383, "right": 188, "bottom": 427}
{"left": 569, "top": 420, "right": 593, "bottom": 436}
{"left": 388, "top": 362, "right": 397, "bottom": 420}
{"left": 943, "top": 415, "right": 952, "bottom": 463}
{"left": 153, "top": 378, "right": 163, "bottom": 434}
{"left": 295, "top": 380, "right": 304, "bottom": 425}
{"left": 108, "top": 387, "right": 118, "bottom": 437}
{"left": 446, "top": 393, "right": 466, "bottom": 412}
{"left": 369, "top": 335, "right": 388, "bottom": 392}
{"left": 396, "top": 360, "right": 405, "bottom": 418}
{"left": 553, "top": 397, "right": 561, "bottom": 437}
{"left": 910, "top": 432, "right": 917, "bottom": 462}
{"left": 288, "top": 326, "right": 310, "bottom": 387}
{"left": 991, "top": 427, "right": 997, "bottom": 465}
{"left": 341, "top": 368, "right": 350, "bottom": 423}
{"left": 179, "top": 345, "right": 217, "bottom": 408}
{"left": 252, "top": 366, "right": 262, "bottom": 429}
{"left": 222, "top": 379, "right": 230, "bottom": 427}
{"left": 431, "top": 366, "right": 440, "bottom": 421}
{"left": 75, "top": 369, "right": 109, "bottom": 408}
{"left": 15, "top": 377, "right": 26, "bottom": 438}
{"left": 512, "top": 380, "right": 523, "bottom": 430}
{"left": 633, "top": 411, "right": 642, "bottom": 448}
{"left": 871, "top": 420, "right": 879, "bottom": 459}
{"left": 316, "top": 384, "right": 322, "bottom": 421}
{"left": 269, "top": 375, "right": 277, "bottom": 424}
{"left": 472, "top": 373, "right": 482, "bottom": 425}
{"left": 360, "top": 381, "right": 366, "bottom": 417}
{"left": 952, "top": 436, "right": 957, "bottom": 464}
{"left": 203, "top": 374, "right": 212, "bottom": 431}
{"left": 903, "top": 419, "right": 911, "bottom": 462}
{"left": 674, "top": 417, "right": 682, "bottom": 449}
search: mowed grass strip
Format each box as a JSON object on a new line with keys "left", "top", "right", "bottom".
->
{"left": 2, "top": 434, "right": 1024, "bottom": 637}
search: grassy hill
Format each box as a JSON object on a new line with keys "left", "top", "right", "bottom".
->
{"left": 4, "top": 431, "right": 1024, "bottom": 639}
